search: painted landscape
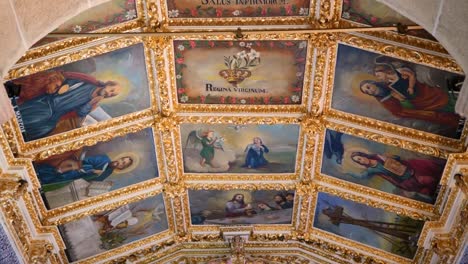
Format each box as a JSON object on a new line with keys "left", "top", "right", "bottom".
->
{"left": 314, "top": 192, "right": 424, "bottom": 259}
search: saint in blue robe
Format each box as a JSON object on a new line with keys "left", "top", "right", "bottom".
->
{"left": 18, "top": 79, "right": 99, "bottom": 141}
{"left": 243, "top": 144, "right": 269, "bottom": 168}
{"left": 35, "top": 154, "right": 114, "bottom": 186}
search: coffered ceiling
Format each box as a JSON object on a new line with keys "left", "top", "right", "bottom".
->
{"left": 1, "top": 0, "right": 467, "bottom": 263}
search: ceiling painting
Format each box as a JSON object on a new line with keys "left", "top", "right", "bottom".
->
{"left": 165, "top": 0, "right": 310, "bottom": 18}
{"left": 180, "top": 123, "right": 300, "bottom": 174}
{"left": 173, "top": 40, "right": 307, "bottom": 106}
{"left": 321, "top": 129, "right": 446, "bottom": 204}
{"left": 1, "top": 0, "right": 466, "bottom": 263}
{"left": 328, "top": 42, "right": 466, "bottom": 146}
{"left": 340, "top": 0, "right": 436, "bottom": 41}
{"left": 313, "top": 192, "right": 425, "bottom": 259}
{"left": 32, "top": 0, "right": 140, "bottom": 48}
{"left": 35, "top": 127, "right": 159, "bottom": 209}
{"left": 188, "top": 189, "right": 295, "bottom": 225}
{"left": 59, "top": 193, "right": 168, "bottom": 262}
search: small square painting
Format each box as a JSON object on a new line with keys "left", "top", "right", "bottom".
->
{"left": 166, "top": 0, "right": 311, "bottom": 18}
{"left": 35, "top": 128, "right": 158, "bottom": 209}
{"left": 180, "top": 123, "right": 300, "bottom": 173}
{"left": 59, "top": 194, "right": 168, "bottom": 262}
{"left": 9, "top": 44, "right": 151, "bottom": 142}
{"left": 321, "top": 129, "right": 445, "bottom": 204}
{"left": 189, "top": 189, "right": 295, "bottom": 225}
{"left": 174, "top": 40, "right": 307, "bottom": 105}
{"left": 314, "top": 192, "right": 424, "bottom": 259}
{"left": 331, "top": 44, "right": 465, "bottom": 139}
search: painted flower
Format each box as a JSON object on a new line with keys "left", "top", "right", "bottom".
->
{"left": 180, "top": 95, "right": 188, "bottom": 102}
{"left": 216, "top": 8, "right": 223, "bottom": 17}
{"left": 263, "top": 97, "right": 270, "bottom": 104}
{"left": 239, "top": 42, "right": 246, "bottom": 47}
{"left": 248, "top": 49, "right": 260, "bottom": 59}
{"left": 291, "top": 95, "right": 300, "bottom": 103}
{"left": 261, "top": 7, "right": 267, "bottom": 16}
{"left": 189, "top": 40, "right": 196, "bottom": 48}
{"left": 176, "top": 58, "right": 184, "bottom": 64}
{"left": 176, "top": 74, "right": 182, "bottom": 79}
{"left": 299, "top": 8, "right": 309, "bottom": 16}
{"left": 342, "top": 12, "right": 350, "bottom": 19}
{"left": 284, "top": 96, "right": 290, "bottom": 103}
{"left": 246, "top": 42, "right": 253, "bottom": 48}
{"left": 168, "top": 9, "right": 179, "bottom": 18}
{"left": 220, "top": 96, "right": 225, "bottom": 103}
{"left": 299, "top": 41, "right": 307, "bottom": 49}
{"left": 232, "top": 10, "right": 241, "bottom": 16}
{"left": 125, "top": 9, "right": 137, "bottom": 20}
{"left": 285, "top": 5, "right": 293, "bottom": 15}
{"left": 230, "top": 97, "right": 237, "bottom": 104}
{"left": 208, "top": 41, "right": 215, "bottom": 47}
{"left": 190, "top": 8, "right": 198, "bottom": 17}
{"left": 177, "top": 45, "right": 185, "bottom": 51}
{"left": 200, "top": 95, "right": 206, "bottom": 103}
{"left": 240, "top": 99, "right": 246, "bottom": 104}
{"left": 177, "top": 88, "right": 185, "bottom": 94}
{"left": 73, "top": 25, "right": 82, "bottom": 33}
{"left": 370, "top": 16, "right": 378, "bottom": 24}
{"left": 296, "top": 72, "right": 303, "bottom": 77}
{"left": 236, "top": 50, "right": 247, "bottom": 59}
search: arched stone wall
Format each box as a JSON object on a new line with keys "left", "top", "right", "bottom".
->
{"left": 377, "top": 0, "right": 468, "bottom": 116}
{"left": 0, "top": 0, "right": 467, "bottom": 124}
{"left": 0, "top": 0, "right": 112, "bottom": 124}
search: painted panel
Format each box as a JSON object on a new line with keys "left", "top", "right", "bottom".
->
{"left": 9, "top": 44, "right": 150, "bottom": 142}
{"left": 321, "top": 129, "right": 445, "bottom": 204}
{"left": 180, "top": 123, "right": 300, "bottom": 173}
{"left": 313, "top": 192, "right": 424, "bottom": 259}
{"left": 59, "top": 194, "right": 168, "bottom": 262}
{"left": 166, "top": 0, "right": 310, "bottom": 18}
{"left": 174, "top": 40, "right": 307, "bottom": 105}
{"left": 189, "top": 189, "right": 295, "bottom": 225}
{"left": 341, "top": 0, "right": 435, "bottom": 40}
{"left": 33, "top": 0, "right": 138, "bottom": 47}
{"left": 34, "top": 128, "right": 158, "bottom": 209}
{"left": 331, "top": 44, "right": 465, "bottom": 139}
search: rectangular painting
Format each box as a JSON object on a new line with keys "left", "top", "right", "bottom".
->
{"left": 34, "top": 128, "right": 158, "bottom": 209}
{"left": 9, "top": 43, "right": 150, "bottom": 142}
{"left": 189, "top": 189, "right": 295, "bottom": 225}
{"left": 321, "top": 129, "right": 445, "bottom": 204}
{"left": 313, "top": 192, "right": 424, "bottom": 259}
{"left": 33, "top": 0, "right": 138, "bottom": 47}
{"left": 341, "top": 0, "right": 435, "bottom": 40}
{"left": 331, "top": 44, "right": 465, "bottom": 139}
{"left": 180, "top": 123, "right": 300, "bottom": 173}
{"left": 174, "top": 40, "right": 307, "bottom": 105}
{"left": 59, "top": 194, "right": 168, "bottom": 262}
{"left": 166, "top": 0, "right": 310, "bottom": 18}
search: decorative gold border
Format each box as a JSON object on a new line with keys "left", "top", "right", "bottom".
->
{"left": 160, "top": 0, "right": 316, "bottom": 27}
{"left": 173, "top": 115, "right": 304, "bottom": 181}
{"left": 16, "top": 0, "right": 147, "bottom": 64}
{"left": 323, "top": 34, "right": 467, "bottom": 150}
{"left": 5, "top": 37, "right": 159, "bottom": 155}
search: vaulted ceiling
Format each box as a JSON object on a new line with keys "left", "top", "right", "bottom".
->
{"left": 0, "top": 0, "right": 467, "bottom": 263}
